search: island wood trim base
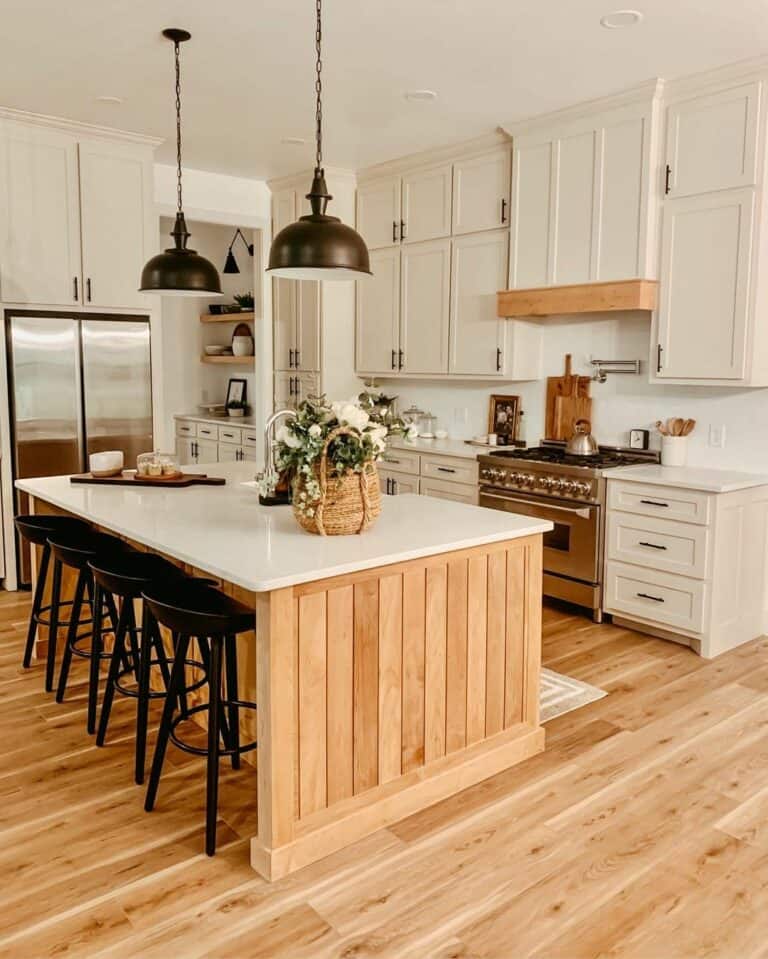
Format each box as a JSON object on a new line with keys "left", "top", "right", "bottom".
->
{"left": 497, "top": 278, "right": 659, "bottom": 317}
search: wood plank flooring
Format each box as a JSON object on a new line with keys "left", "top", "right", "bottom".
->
{"left": 2, "top": 589, "right": 768, "bottom": 958}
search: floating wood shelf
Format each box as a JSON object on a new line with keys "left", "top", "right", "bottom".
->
{"left": 497, "top": 279, "right": 658, "bottom": 317}
{"left": 200, "top": 354, "right": 254, "bottom": 365}
{"left": 199, "top": 311, "right": 255, "bottom": 324}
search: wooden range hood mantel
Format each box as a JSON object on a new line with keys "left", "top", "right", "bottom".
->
{"left": 497, "top": 278, "right": 658, "bottom": 318}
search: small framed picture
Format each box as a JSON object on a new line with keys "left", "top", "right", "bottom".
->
{"left": 488, "top": 394, "right": 520, "bottom": 445}
{"left": 225, "top": 378, "right": 247, "bottom": 407}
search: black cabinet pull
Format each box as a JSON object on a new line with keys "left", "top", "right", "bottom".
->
{"left": 400, "top": 219, "right": 406, "bottom": 241}
{"left": 392, "top": 220, "right": 398, "bottom": 243}
{"left": 288, "top": 348, "right": 294, "bottom": 368}
{"left": 640, "top": 499, "right": 669, "bottom": 508}
{"left": 656, "top": 344, "right": 663, "bottom": 373}
{"left": 398, "top": 349, "right": 404, "bottom": 370}
{"left": 496, "top": 347, "right": 502, "bottom": 372}
{"left": 437, "top": 466, "right": 456, "bottom": 474}
{"left": 637, "top": 592, "right": 665, "bottom": 603}
{"left": 391, "top": 349, "right": 397, "bottom": 370}
{"left": 86, "top": 278, "right": 92, "bottom": 302}
{"left": 638, "top": 541, "right": 667, "bottom": 550}
{"left": 288, "top": 376, "right": 294, "bottom": 396}
{"left": 295, "top": 349, "right": 301, "bottom": 367}
{"left": 664, "top": 164, "right": 672, "bottom": 195}
{"left": 501, "top": 198, "right": 507, "bottom": 223}
{"left": 73, "top": 277, "right": 79, "bottom": 301}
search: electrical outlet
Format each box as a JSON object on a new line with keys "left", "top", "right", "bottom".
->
{"left": 708, "top": 424, "right": 726, "bottom": 448}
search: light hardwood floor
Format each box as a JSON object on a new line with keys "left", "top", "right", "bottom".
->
{"left": 1, "top": 588, "right": 768, "bottom": 958}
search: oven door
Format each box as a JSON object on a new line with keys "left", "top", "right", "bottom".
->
{"left": 479, "top": 488, "right": 599, "bottom": 583}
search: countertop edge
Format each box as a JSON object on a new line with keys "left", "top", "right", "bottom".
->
{"left": 604, "top": 465, "right": 768, "bottom": 493}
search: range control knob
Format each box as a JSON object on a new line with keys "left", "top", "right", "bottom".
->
{"left": 504, "top": 471, "right": 519, "bottom": 486}
{"left": 540, "top": 476, "right": 558, "bottom": 490}
{"left": 574, "top": 481, "right": 592, "bottom": 497}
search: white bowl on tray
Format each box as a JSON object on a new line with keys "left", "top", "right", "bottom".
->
{"left": 89, "top": 450, "right": 124, "bottom": 477}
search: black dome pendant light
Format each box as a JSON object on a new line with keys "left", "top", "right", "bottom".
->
{"left": 267, "top": 0, "right": 371, "bottom": 280}
{"left": 140, "top": 29, "right": 222, "bottom": 296}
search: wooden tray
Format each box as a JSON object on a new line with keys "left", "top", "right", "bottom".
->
{"left": 70, "top": 471, "right": 226, "bottom": 488}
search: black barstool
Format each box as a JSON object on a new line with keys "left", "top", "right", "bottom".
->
{"left": 90, "top": 550, "right": 211, "bottom": 784}
{"left": 47, "top": 529, "right": 129, "bottom": 733}
{"left": 14, "top": 514, "right": 91, "bottom": 682}
{"left": 142, "top": 581, "right": 257, "bottom": 856}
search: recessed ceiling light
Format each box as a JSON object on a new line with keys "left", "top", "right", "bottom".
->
{"left": 281, "top": 137, "right": 306, "bottom": 146}
{"left": 600, "top": 9, "right": 643, "bottom": 28}
{"left": 404, "top": 89, "right": 438, "bottom": 102}
{"left": 96, "top": 95, "right": 124, "bottom": 105}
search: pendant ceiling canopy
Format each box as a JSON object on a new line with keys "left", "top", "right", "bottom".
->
{"left": 267, "top": 0, "right": 371, "bottom": 281}
{"left": 140, "top": 28, "right": 222, "bottom": 297}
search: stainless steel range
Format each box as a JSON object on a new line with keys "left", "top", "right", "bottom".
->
{"left": 478, "top": 440, "right": 660, "bottom": 622}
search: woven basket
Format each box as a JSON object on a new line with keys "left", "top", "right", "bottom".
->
{"left": 292, "top": 427, "right": 382, "bottom": 536}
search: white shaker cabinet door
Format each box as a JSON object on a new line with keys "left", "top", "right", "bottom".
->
{"left": 401, "top": 162, "right": 452, "bottom": 243}
{"left": 296, "top": 281, "right": 321, "bottom": 372}
{"left": 449, "top": 229, "right": 508, "bottom": 376}
{"left": 666, "top": 82, "right": 760, "bottom": 198}
{"left": 0, "top": 125, "right": 81, "bottom": 306}
{"left": 273, "top": 278, "right": 296, "bottom": 372}
{"left": 510, "top": 140, "right": 553, "bottom": 288}
{"left": 356, "top": 176, "right": 400, "bottom": 250}
{"left": 655, "top": 187, "right": 754, "bottom": 380}
{"left": 598, "top": 114, "right": 647, "bottom": 280}
{"left": 400, "top": 238, "right": 450, "bottom": 375}
{"left": 356, "top": 247, "right": 400, "bottom": 375}
{"left": 274, "top": 371, "right": 297, "bottom": 411}
{"left": 79, "top": 141, "right": 153, "bottom": 309}
{"left": 552, "top": 129, "right": 596, "bottom": 285}
{"left": 452, "top": 148, "right": 511, "bottom": 235}
{"left": 176, "top": 437, "right": 195, "bottom": 466}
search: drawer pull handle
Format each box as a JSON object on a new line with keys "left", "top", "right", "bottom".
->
{"left": 385, "top": 458, "right": 400, "bottom": 464}
{"left": 637, "top": 592, "right": 665, "bottom": 603}
{"left": 437, "top": 466, "right": 456, "bottom": 474}
{"left": 640, "top": 499, "right": 669, "bottom": 508}
{"left": 638, "top": 541, "right": 667, "bottom": 550}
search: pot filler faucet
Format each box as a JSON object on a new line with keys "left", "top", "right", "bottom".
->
{"left": 257, "top": 408, "right": 297, "bottom": 506}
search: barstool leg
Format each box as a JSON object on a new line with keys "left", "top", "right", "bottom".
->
{"left": 135, "top": 603, "right": 157, "bottom": 785}
{"left": 197, "top": 636, "right": 233, "bottom": 752}
{"left": 96, "top": 596, "right": 131, "bottom": 747}
{"left": 45, "top": 559, "right": 63, "bottom": 693}
{"left": 85, "top": 578, "right": 106, "bottom": 734}
{"left": 145, "top": 634, "right": 190, "bottom": 809}
{"left": 55, "top": 568, "right": 87, "bottom": 703}
{"left": 224, "top": 635, "right": 240, "bottom": 770}
{"left": 23, "top": 542, "right": 50, "bottom": 668}
{"left": 206, "top": 637, "right": 223, "bottom": 856}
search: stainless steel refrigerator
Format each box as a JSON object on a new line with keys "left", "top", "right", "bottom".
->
{"left": 7, "top": 311, "right": 153, "bottom": 584}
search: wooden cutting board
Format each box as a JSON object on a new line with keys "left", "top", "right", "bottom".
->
{"left": 70, "top": 471, "right": 226, "bottom": 488}
{"left": 545, "top": 354, "right": 593, "bottom": 440}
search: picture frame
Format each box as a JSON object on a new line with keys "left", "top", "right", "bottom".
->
{"left": 225, "top": 377, "right": 248, "bottom": 408}
{"left": 488, "top": 394, "right": 520, "bottom": 445}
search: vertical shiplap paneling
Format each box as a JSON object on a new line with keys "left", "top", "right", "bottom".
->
{"left": 424, "top": 563, "right": 448, "bottom": 763}
{"left": 504, "top": 545, "right": 526, "bottom": 727}
{"left": 326, "top": 585, "right": 354, "bottom": 805}
{"left": 485, "top": 550, "right": 507, "bottom": 736}
{"left": 378, "top": 574, "right": 403, "bottom": 784}
{"left": 523, "top": 538, "right": 543, "bottom": 727}
{"left": 401, "top": 568, "right": 426, "bottom": 772}
{"left": 298, "top": 592, "right": 327, "bottom": 817}
{"left": 353, "top": 579, "right": 380, "bottom": 794}
{"left": 446, "top": 558, "right": 469, "bottom": 753}
{"left": 466, "top": 554, "right": 488, "bottom": 745}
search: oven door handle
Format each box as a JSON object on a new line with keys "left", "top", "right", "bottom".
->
{"left": 481, "top": 492, "right": 593, "bottom": 520}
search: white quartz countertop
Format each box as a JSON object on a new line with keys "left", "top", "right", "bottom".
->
{"left": 17, "top": 463, "right": 551, "bottom": 593}
{"left": 174, "top": 412, "right": 258, "bottom": 428}
{"left": 606, "top": 464, "right": 768, "bottom": 493}
{"left": 388, "top": 437, "right": 491, "bottom": 460}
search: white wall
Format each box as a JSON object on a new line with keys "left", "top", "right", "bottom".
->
{"left": 391, "top": 313, "right": 768, "bottom": 471}
{"left": 154, "top": 164, "right": 271, "bottom": 221}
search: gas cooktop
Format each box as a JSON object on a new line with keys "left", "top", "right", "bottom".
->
{"left": 488, "top": 445, "right": 652, "bottom": 470}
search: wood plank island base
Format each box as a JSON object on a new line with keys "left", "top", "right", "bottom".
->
{"left": 16, "top": 462, "right": 551, "bottom": 881}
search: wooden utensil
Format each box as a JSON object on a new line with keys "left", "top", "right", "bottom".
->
{"left": 70, "top": 471, "right": 226, "bottom": 488}
{"left": 669, "top": 417, "right": 685, "bottom": 436}
{"left": 682, "top": 418, "right": 696, "bottom": 436}
{"left": 655, "top": 420, "right": 668, "bottom": 436}
{"left": 545, "top": 354, "right": 592, "bottom": 440}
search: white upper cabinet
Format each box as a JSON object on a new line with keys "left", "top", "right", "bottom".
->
{"left": 356, "top": 247, "right": 400, "bottom": 375}
{"left": 665, "top": 82, "right": 760, "bottom": 197}
{"left": 272, "top": 186, "right": 297, "bottom": 236}
{"left": 356, "top": 175, "right": 401, "bottom": 249}
{"left": 599, "top": 114, "right": 649, "bottom": 280}
{"left": 78, "top": 142, "right": 153, "bottom": 309}
{"left": 296, "top": 281, "right": 321, "bottom": 372}
{"left": 452, "top": 148, "right": 511, "bottom": 235}
{"left": 0, "top": 124, "right": 81, "bottom": 306}
{"left": 552, "top": 130, "right": 596, "bottom": 284}
{"left": 400, "top": 238, "right": 450, "bottom": 375}
{"left": 510, "top": 141, "right": 553, "bottom": 288}
{"left": 273, "top": 278, "right": 295, "bottom": 372}
{"left": 401, "top": 163, "right": 452, "bottom": 243}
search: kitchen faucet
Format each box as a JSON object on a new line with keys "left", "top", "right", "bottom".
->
{"left": 257, "top": 408, "right": 297, "bottom": 505}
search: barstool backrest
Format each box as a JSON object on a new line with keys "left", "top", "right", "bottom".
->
{"left": 143, "top": 582, "right": 255, "bottom": 637}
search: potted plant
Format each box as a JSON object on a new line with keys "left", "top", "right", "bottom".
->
{"left": 233, "top": 292, "right": 254, "bottom": 311}
{"left": 260, "top": 395, "right": 406, "bottom": 535}
{"left": 226, "top": 399, "right": 247, "bottom": 418}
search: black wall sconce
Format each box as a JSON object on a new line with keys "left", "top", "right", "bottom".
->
{"left": 223, "top": 229, "right": 255, "bottom": 274}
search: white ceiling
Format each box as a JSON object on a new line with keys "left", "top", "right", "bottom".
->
{"left": 3, "top": 0, "right": 768, "bottom": 181}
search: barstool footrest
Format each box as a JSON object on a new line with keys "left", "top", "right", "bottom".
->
{"left": 113, "top": 656, "right": 208, "bottom": 700}
{"left": 168, "top": 702, "right": 257, "bottom": 758}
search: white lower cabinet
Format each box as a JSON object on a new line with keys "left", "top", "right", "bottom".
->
{"left": 380, "top": 447, "right": 479, "bottom": 505}
{"left": 604, "top": 478, "right": 768, "bottom": 658}
{"left": 380, "top": 469, "right": 418, "bottom": 496}
{"left": 274, "top": 371, "right": 319, "bottom": 411}
{"left": 419, "top": 477, "right": 477, "bottom": 505}
{"left": 175, "top": 419, "right": 257, "bottom": 466}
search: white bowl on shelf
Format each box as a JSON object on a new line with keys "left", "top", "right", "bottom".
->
{"left": 204, "top": 345, "right": 228, "bottom": 356}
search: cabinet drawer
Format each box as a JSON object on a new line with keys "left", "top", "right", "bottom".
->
{"left": 218, "top": 426, "right": 243, "bottom": 445}
{"left": 381, "top": 449, "right": 420, "bottom": 475}
{"left": 420, "top": 453, "right": 478, "bottom": 485}
{"left": 608, "top": 481, "right": 711, "bottom": 526}
{"left": 420, "top": 477, "right": 478, "bottom": 505}
{"left": 606, "top": 512, "right": 710, "bottom": 579}
{"left": 605, "top": 561, "right": 706, "bottom": 634}
{"left": 242, "top": 430, "right": 258, "bottom": 448}
{"left": 196, "top": 423, "right": 219, "bottom": 442}
{"left": 175, "top": 420, "right": 197, "bottom": 437}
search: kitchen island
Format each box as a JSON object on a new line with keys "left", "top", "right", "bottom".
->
{"left": 17, "top": 462, "right": 551, "bottom": 880}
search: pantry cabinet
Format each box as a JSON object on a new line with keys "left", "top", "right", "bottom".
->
{"left": 399, "top": 238, "right": 450, "bottom": 375}
{"left": 273, "top": 277, "right": 320, "bottom": 373}
{"left": 0, "top": 119, "right": 155, "bottom": 309}
{"left": 355, "top": 247, "right": 400, "bottom": 374}
{"left": 274, "top": 371, "right": 320, "bottom": 410}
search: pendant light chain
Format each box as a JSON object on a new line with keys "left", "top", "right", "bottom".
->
{"left": 174, "top": 39, "right": 183, "bottom": 214}
{"left": 315, "top": 0, "right": 323, "bottom": 171}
